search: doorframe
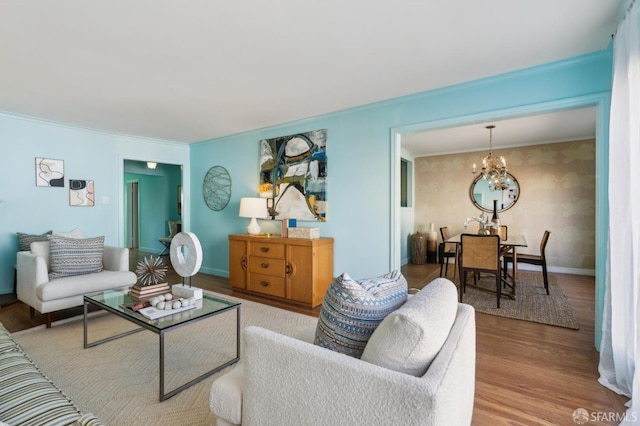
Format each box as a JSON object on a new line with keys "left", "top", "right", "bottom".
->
{"left": 118, "top": 154, "right": 189, "bottom": 250}
{"left": 126, "top": 180, "right": 140, "bottom": 248}
{"left": 389, "top": 92, "right": 610, "bottom": 346}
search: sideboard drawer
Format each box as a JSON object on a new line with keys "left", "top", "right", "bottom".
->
{"left": 249, "top": 242, "right": 285, "bottom": 259}
{"left": 248, "top": 274, "right": 285, "bottom": 297}
{"left": 248, "top": 256, "right": 285, "bottom": 277}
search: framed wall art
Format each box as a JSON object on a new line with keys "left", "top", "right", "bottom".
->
{"left": 259, "top": 129, "right": 327, "bottom": 221}
{"left": 69, "top": 179, "right": 95, "bottom": 206}
{"left": 35, "top": 157, "right": 65, "bottom": 187}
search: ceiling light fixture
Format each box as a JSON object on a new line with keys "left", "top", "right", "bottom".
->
{"left": 147, "top": 162, "right": 157, "bottom": 169}
{"left": 472, "top": 125, "right": 509, "bottom": 191}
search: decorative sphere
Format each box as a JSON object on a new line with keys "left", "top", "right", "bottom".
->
{"left": 164, "top": 293, "right": 173, "bottom": 301}
{"left": 164, "top": 303, "right": 173, "bottom": 310}
{"left": 150, "top": 297, "right": 160, "bottom": 307}
{"left": 157, "top": 301, "right": 166, "bottom": 310}
{"left": 158, "top": 294, "right": 166, "bottom": 302}
{"left": 181, "top": 299, "right": 189, "bottom": 308}
{"left": 172, "top": 300, "right": 182, "bottom": 309}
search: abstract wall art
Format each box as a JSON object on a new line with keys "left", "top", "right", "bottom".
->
{"left": 35, "top": 158, "right": 65, "bottom": 187}
{"left": 69, "top": 179, "right": 95, "bottom": 206}
{"left": 259, "top": 129, "right": 327, "bottom": 221}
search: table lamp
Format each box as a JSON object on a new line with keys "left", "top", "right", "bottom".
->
{"left": 239, "top": 197, "right": 269, "bottom": 234}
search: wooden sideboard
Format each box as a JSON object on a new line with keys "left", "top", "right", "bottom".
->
{"left": 228, "top": 234, "right": 334, "bottom": 307}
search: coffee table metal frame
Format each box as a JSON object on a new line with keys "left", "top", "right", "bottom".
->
{"left": 83, "top": 289, "right": 240, "bottom": 401}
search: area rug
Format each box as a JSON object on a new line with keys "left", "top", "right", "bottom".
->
{"left": 11, "top": 293, "right": 318, "bottom": 426}
{"left": 421, "top": 269, "right": 580, "bottom": 330}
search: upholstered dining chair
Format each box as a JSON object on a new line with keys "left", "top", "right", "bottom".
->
{"left": 460, "top": 233, "right": 509, "bottom": 308}
{"left": 439, "top": 227, "right": 457, "bottom": 278}
{"left": 503, "top": 230, "right": 551, "bottom": 295}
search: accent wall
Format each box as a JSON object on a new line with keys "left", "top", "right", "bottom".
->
{"left": 190, "top": 49, "right": 611, "bottom": 345}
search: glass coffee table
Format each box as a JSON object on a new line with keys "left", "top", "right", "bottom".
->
{"left": 83, "top": 287, "right": 240, "bottom": 401}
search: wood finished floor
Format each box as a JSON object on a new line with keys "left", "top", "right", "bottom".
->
{"left": 1, "top": 250, "right": 628, "bottom": 425}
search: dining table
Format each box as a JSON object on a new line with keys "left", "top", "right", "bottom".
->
{"left": 445, "top": 233, "right": 528, "bottom": 298}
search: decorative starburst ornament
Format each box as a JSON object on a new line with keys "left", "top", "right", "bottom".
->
{"left": 136, "top": 256, "right": 168, "bottom": 286}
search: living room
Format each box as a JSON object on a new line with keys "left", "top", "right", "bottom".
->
{"left": 1, "top": 2, "right": 638, "bottom": 425}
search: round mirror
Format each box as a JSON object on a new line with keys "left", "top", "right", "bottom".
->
{"left": 469, "top": 173, "right": 520, "bottom": 213}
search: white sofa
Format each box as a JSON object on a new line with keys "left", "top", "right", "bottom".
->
{"left": 210, "top": 278, "right": 476, "bottom": 426}
{"left": 16, "top": 241, "right": 136, "bottom": 328}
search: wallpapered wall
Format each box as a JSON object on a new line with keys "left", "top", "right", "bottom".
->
{"left": 413, "top": 139, "right": 595, "bottom": 273}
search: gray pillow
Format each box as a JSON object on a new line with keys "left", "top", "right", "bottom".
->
{"left": 16, "top": 231, "right": 52, "bottom": 251}
{"left": 48, "top": 235, "right": 105, "bottom": 279}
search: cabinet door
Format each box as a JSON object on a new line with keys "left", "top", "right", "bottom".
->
{"left": 229, "top": 239, "right": 247, "bottom": 289}
{"left": 286, "top": 245, "right": 314, "bottom": 304}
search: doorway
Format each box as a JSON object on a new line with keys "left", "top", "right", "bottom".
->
{"left": 123, "top": 160, "right": 183, "bottom": 254}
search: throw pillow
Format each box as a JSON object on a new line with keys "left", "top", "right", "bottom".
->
{"left": 48, "top": 235, "right": 105, "bottom": 280}
{"left": 52, "top": 228, "right": 85, "bottom": 239}
{"left": 16, "top": 231, "right": 52, "bottom": 251}
{"left": 360, "top": 277, "right": 458, "bottom": 377}
{"left": 314, "top": 270, "right": 408, "bottom": 358}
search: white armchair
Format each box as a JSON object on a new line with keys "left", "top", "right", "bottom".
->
{"left": 17, "top": 242, "right": 136, "bottom": 328}
{"left": 210, "top": 278, "right": 476, "bottom": 426}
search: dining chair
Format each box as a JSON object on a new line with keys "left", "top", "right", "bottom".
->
{"left": 158, "top": 220, "right": 181, "bottom": 256}
{"left": 460, "top": 233, "right": 509, "bottom": 308}
{"left": 503, "top": 230, "right": 551, "bottom": 295}
{"left": 499, "top": 225, "right": 508, "bottom": 240}
{"left": 439, "top": 227, "right": 457, "bottom": 277}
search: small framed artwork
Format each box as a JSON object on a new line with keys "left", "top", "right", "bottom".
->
{"left": 69, "top": 179, "right": 95, "bottom": 206}
{"left": 35, "top": 158, "right": 65, "bottom": 187}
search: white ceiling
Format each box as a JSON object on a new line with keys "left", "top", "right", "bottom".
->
{"left": 401, "top": 107, "right": 597, "bottom": 157}
{"left": 0, "top": 1, "right": 624, "bottom": 144}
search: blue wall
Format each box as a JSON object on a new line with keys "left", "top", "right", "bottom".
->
{"left": 1, "top": 48, "right": 613, "bottom": 345}
{"left": 191, "top": 50, "right": 612, "bottom": 276}
{"left": 190, "top": 50, "right": 612, "bottom": 343}
{"left": 1, "top": 113, "right": 189, "bottom": 294}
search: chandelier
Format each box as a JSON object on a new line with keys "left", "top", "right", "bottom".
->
{"left": 472, "top": 125, "right": 509, "bottom": 191}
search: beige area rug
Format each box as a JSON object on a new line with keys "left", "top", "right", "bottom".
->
{"left": 422, "top": 269, "right": 580, "bottom": 330}
{"left": 11, "top": 293, "right": 318, "bottom": 426}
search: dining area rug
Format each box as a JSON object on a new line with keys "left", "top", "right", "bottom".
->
{"left": 421, "top": 269, "right": 580, "bottom": 330}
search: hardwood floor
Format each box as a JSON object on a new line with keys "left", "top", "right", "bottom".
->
{"left": 3, "top": 251, "right": 628, "bottom": 425}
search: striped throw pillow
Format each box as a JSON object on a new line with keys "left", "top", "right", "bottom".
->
{"left": 314, "top": 270, "right": 408, "bottom": 358}
{"left": 16, "top": 231, "right": 52, "bottom": 251}
{"left": 48, "top": 235, "right": 105, "bottom": 280}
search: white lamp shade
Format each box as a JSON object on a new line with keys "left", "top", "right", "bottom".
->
{"left": 239, "top": 198, "right": 269, "bottom": 234}
{"left": 239, "top": 197, "right": 269, "bottom": 219}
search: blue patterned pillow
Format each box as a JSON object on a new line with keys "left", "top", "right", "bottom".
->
{"left": 314, "top": 270, "right": 408, "bottom": 358}
{"left": 49, "top": 235, "right": 105, "bottom": 279}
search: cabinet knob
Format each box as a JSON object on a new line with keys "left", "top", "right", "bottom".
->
{"left": 261, "top": 246, "right": 269, "bottom": 252}
{"left": 261, "top": 262, "right": 269, "bottom": 269}
{"left": 260, "top": 280, "right": 270, "bottom": 287}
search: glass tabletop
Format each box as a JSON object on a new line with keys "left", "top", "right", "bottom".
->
{"left": 84, "top": 286, "right": 241, "bottom": 331}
